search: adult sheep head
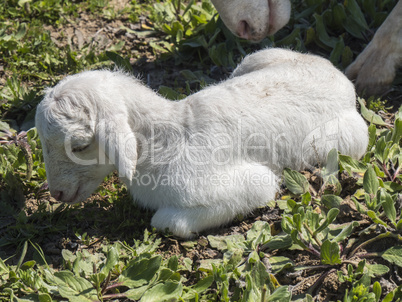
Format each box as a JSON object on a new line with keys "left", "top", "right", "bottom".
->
{"left": 210, "top": 0, "right": 291, "bottom": 41}
{"left": 35, "top": 71, "right": 137, "bottom": 203}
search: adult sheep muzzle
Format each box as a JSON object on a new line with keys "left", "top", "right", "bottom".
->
{"left": 210, "top": 0, "right": 291, "bottom": 41}
{"left": 35, "top": 48, "right": 369, "bottom": 238}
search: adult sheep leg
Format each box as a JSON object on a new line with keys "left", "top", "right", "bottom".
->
{"left": 345, "top": 0, "right": 402, "bottom": 96}
{"left": 151, "top": 164, "right": 279, "bottom": 238}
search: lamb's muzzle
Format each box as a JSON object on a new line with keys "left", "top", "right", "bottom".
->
{"left": 35, "top": 48, "right": 369, "bottom": 238}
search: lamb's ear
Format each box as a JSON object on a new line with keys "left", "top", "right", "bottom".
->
{"left": 96, "top": 117, "right": 137, "bottom": 182}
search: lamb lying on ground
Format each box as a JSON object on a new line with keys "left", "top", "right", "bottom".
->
{"left": 35, "top": 48, "right": 368, "bottom": 238}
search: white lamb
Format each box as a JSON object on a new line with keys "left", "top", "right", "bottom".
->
{"left": 35, "top": 48, "right": 368, "bottom": 238}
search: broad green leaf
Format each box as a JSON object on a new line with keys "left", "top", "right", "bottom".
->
{"left": 0, "top": 258, "right": 9, "bottom": 274}
{"left": 124, "top": 285, "right": 149, "bottom": 300}
{"left": 107, "top": 40, "right": 125, "bottom": 51}
{"left": 90, "top": 273, "right": 106, "bottom": 289}
{"left": 329, "top": 37, "right": 344, "bottom": 65}
{"left": 396, "top": 219, "right": 402, "bottom": 231}
{"left": 358, "top": 98, "right": 387, "bottom": 126}
{"left": 6, "top": 293, "right": 52, "bottom": 302}
{"left": 321, "top": 194, "right": 342, "bottom": 209}
{"left": 182, "top": 275, "right": 214, "bottom": 300}
{"left": 301, "top": 191, "right": 312, "bottom": 206}
{"left": 16, "top": 241, "right": 28, "bottom": 271}
{"left": 275, "top": 27, "right": 301, "bottom": 46}
{"left": 192, "top": 275, "right": 214, "bottom": 293}
{"left": 363, "top": 165, "right": 379, "bottom": 195}
{"left": 269, "top": 256, "right": 293, "bottom": 274}
{"left": 367, "top": 123, "right": 377, "bottom": 150}
{"left": 367, "top": 210, "right": 388, "bottom": 227}
{"left": 20, "top": 260, "right": 36, "bottom": 270}
{"left": 250, "top": 260, "right": 271, "bottom": 290}
{"left": 102, "top": 246, "right": 119, "bottom": 275}
{"left": 383, "top": 181, "right": 402, "bottom": 193}
{"left": 61, "top": 249, "right": 75, "bottom": 263}
{"left": 38, "top": 293, "right": 53, "bottom": 302}
{"left": 54, "top": 271, "right": 98, "bottom": 301}
{"left": 323, "top": 174, "right": 342, "bottom": 195}
{"left": 106, "top": 51, "right": 133, "bottom": 74}
{"left": 313, "top": 13, "right": 338, "bottom": 48}
{"left": 198, "top": 258, "right": 222, "bottom": 272}
{"left": 140, "top": 281, "right": 183, "bottom": 302}
{"left": 283, "top": 168, "right": 309, "bottom": 195}
{"left": 290, "top": 230, "right": 308, "bottom": 250}
{"left": 320, "top": 240, "right": 341, "bottom": 265}
{"left": 366, "top": 263, "right": 389, "bottom": 278}
{"left": 120, "top": 256, "right": 162, "bottom": 288}
{"left": 266, "top": 286, "right": 291, "bottom": 302}
{"left": 343, "top": 16, "right": 365, "bottom": 39}
{"left": 247, "top": 221, "right": 271, "bottom": 247}
{"left": 207, "top": 234, "right": 244, "bottom": 251}
{"left": 381, "top": 189, "right": 396, "bottom": 224}
{"left": 391, "top": 118, "right": 402, "bottom": 145}
{"left": 243, "top": 273, "right": 260, "bottom": 301}
{"left": 373, "top": 281, "right": 381, "bottom": 302}
{"left": 341, "top": 46, "right": 353, "bottom": 68}
{"left": 314, "top": 208, "right": 339, "bottom": 236}
{"left": 72, "top": 252, "right": 93, "bottom": 276}
{"left": 382, "top": 246, "right": 402, "bottom": 267}
{"left": 383, "top": 292, "right": 394, "bottom": 302}
{"left": 332, "top": 221, "right": 359, "bottom": 243}
{"left": 339, "top": 154, "right": 367, "bottom": 174}
{"left": 394, "top": 284, "right": 402, "bottom": 299}
{"left": 157, "top": 268, "right": 175, "bottom": 282}
{"left": 322, "top": 148, "right": 339, "bottom": 178}
{"left": 293, "top": 213, "right": 302, "bottom": 232}
{"left": 182, "top": 257, "right": 193, "bottom": 271}
{"left": 332, "top": 4, "right": 347, "bottom": 28}
{"left": 396, "top": 106, "right": 402, "bottom": 122}
{"left": 17, "top": 0, "right": 31, "bottom": 7}
{"left": 15, "top": 23, "right": 27, "bottom": 40}
{"left": 344, "top": 0, "right": 369, "bottom": 30}
{"left": 167, "top": 255, "right": 178, "bottom": 272}
{"left": 158, "top": 86, "right": 186, "bottom": 100}
{"left": 286, "top": 199, "right": 297, "bottom": 212}
{"left": 375, "top": 136, "right": 387, "bottom": 163}
{"left": 261, "top": 234, "right": 292, "bottom": 251}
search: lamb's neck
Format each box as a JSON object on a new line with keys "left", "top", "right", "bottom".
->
{"left": 126, "top": 84, "right": 185, "bottom": 135}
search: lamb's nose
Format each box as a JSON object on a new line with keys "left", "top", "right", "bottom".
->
{"left": 236, "top": 20, "right": 252, "bottom": 40}
{"left": 52, "top": 190, "right": 63, "bottom": 201}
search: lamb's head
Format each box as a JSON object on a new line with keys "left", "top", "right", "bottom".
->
{"left": 35, "top": 71, "right": 137, "bottom": 203}
{"left": 210, "top": 0, "right": 291, "bottom": 41}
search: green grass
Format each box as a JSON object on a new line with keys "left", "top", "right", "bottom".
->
{"left": 0, "top": 0, "right": 401, "bottom": 301}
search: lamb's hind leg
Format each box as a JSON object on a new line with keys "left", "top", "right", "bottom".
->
{"left": 151, "top": 164, "right": 279, "bottom": 238}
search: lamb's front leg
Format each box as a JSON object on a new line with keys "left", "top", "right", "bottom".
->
{"left": 151, "top": 164, "right": 279, "bottom": 238}
{"left": 345, "top": 1, "right": 402, "bottom": 96}
{"left": 151, "top": 206, "right": 236, "bottom": 238}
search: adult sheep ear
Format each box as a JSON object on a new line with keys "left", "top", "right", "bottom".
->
{"left": 96, "top": 116, "right": 137, "bottom": 183}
